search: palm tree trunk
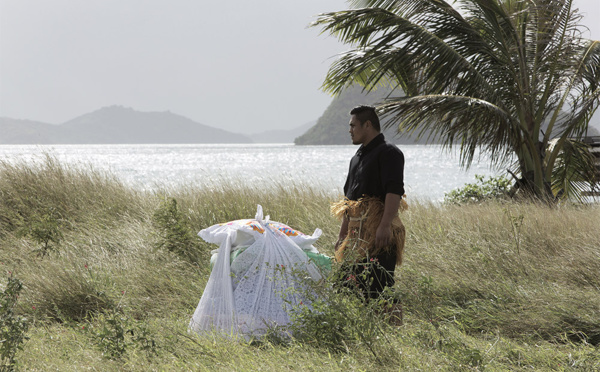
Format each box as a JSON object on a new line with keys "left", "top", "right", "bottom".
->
{"left": 513, "top": 138, "right": 554, "bottom": 201}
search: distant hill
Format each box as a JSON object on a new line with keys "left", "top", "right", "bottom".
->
{"left": 2, "top": 104, "right": 597, "bottom": 145}
{"left": 249, "top": 120, "right": 316, "bottom": 143}
{"left": 0, "top": 106, "right": 252, "bottom": 144}
{"left": 60, "top": 106, "right": 252, "bottom": 144}
{"left": 0, "top": 118, "right": 66, "bottom": 144}
{"left": 294, "top": 85, "right": 434, "bottom": 145}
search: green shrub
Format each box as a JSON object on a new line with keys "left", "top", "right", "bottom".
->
{"left": 285, "top": 264, "right": 399, "bottom": 363}
{"left": 88, "top": 309, "right": 157, "bottom": 359}
{"left": 0, "top": 276, "right": 30, "bottom": 371}
{"left": 444, "top": 174, "right": 512, "bottom": 204}
{"left": 16, "top": 207, "right": 64, "bottom": 258}
{"left": 152, "top": 198, "right": 203, "bottom": 263}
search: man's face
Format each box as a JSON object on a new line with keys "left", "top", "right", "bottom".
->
{"left": 349, "top": 114, "right": 367, "bottom": 145}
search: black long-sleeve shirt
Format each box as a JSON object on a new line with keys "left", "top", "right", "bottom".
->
{"left": 344, "top": 133, "right": 405, "bottom": 201}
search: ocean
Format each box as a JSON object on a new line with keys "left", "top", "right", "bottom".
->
{"left": 0, "top": 143, "right": 502, "bottom": 201}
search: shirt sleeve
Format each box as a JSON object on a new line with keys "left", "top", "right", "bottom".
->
{"left": 343, "top": 155, "right": 356, "bottom": 197}
{"left": 379, "top": 145, "right": 405, "bottom": 196}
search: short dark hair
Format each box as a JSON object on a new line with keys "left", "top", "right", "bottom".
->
{"left": 350, "top": 105, "right": 381, "bottom": 131}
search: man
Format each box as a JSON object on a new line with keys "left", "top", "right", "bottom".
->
{"left": 333, "top": 105, "right": 405, "bottom": 299}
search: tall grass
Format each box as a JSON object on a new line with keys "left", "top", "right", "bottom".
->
{"left": 1, "top": 155, "right": 599, "bottom": 370}
{"left": 401, "top": 202, "right": 600, "bottom": 344}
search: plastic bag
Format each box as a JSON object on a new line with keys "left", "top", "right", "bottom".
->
{"left": 189, "top": 205, "right": 329, "bottom": 337}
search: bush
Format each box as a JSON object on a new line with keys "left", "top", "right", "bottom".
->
{"left": 444, "top": 174, "right": 511, "bottom": 204}
{"left": 88, "top": 309, "right": 157, "bottom": 359}
{"left": 0, "top": 276, "right": 30, "bottom": 371}
{"left": 16, "top": 207, "right": 64, "bottom": 258}
{"left": 285, "top": 264, "right": 400, "bottom": 362}
{"left": 152, "top": 198, "right": 203, "bottom": 263}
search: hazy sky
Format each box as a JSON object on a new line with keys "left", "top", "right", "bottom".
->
{"left": 1, "top": 0, "right": 599, "bottom": 135}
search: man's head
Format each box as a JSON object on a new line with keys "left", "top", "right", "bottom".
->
{"left": 349, "top": 105, "right": 381, "bottom": 145}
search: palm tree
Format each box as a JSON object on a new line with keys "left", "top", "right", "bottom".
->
{"left": 314, "top": 0, "right": 600, "bottom": 201}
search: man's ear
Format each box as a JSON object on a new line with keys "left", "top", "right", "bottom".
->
{"left": 364, "top": 120, "right": 372, "bottom": 129}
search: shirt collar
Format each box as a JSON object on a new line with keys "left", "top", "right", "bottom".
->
{"left": 356, "top": 133, "right": 385, "bottom": 157}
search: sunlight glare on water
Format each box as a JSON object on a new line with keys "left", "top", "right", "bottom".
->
{"left": 0, "top": 144, "right": 502, "bottom": 201}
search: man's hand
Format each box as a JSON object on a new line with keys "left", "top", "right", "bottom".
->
{"left": 335, "top": 237, "right": 345, "bottom": 251}
{"left": 375, "top": 193, "right": 401, "bottom": 249}
{"left": 375, "top": 223, "right": 392, "bottom": 248}
{"left": 336, "top": 215, "right": 349, "bottom": 251}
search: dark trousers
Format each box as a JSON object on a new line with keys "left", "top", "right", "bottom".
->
{"left": 339, "top": 245, "right": 397, "bottom": 299}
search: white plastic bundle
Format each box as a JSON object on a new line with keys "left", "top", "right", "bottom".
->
{"left": 189, "top": 205, "right": 325, "bottom": 337}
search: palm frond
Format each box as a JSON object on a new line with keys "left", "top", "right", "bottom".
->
{"left": 379, "top": 94, "right": 514, "bottom": 167}
{"left": 544, "top": 40, "right": 600, "bottom": 172}
{"left": 542, "top": 38, "right": 600, "bottom": 140}
{"left": 548, "top": 138, "right": 599, "bottom": 201}
{"left": 313, "top": 5, "right": 505, "bottom": 105}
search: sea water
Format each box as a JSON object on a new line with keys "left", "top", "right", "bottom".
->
{"left": 0, "top": 143, "right": 501, "bottom": 201}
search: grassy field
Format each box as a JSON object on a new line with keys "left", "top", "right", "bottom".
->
{"left": 1, "top": 156, "right": 599, "bottom": 371}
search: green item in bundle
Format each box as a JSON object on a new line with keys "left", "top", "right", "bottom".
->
{"left": 305, "top": 251, "right": 332, "bottom": 272}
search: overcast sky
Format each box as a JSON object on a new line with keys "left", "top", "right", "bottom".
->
{"left": 1, "top": 0, "right": 599, "bottom": 135}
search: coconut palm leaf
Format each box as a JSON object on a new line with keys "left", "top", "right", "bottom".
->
{"left": 548, "top": 138, "right": 599, "bottom": 201}
{"left": 314, "top": 5, "right": 503, "bottom": 102}
{"left": 379, "top": 95, "right": 515, "bottom": 167}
